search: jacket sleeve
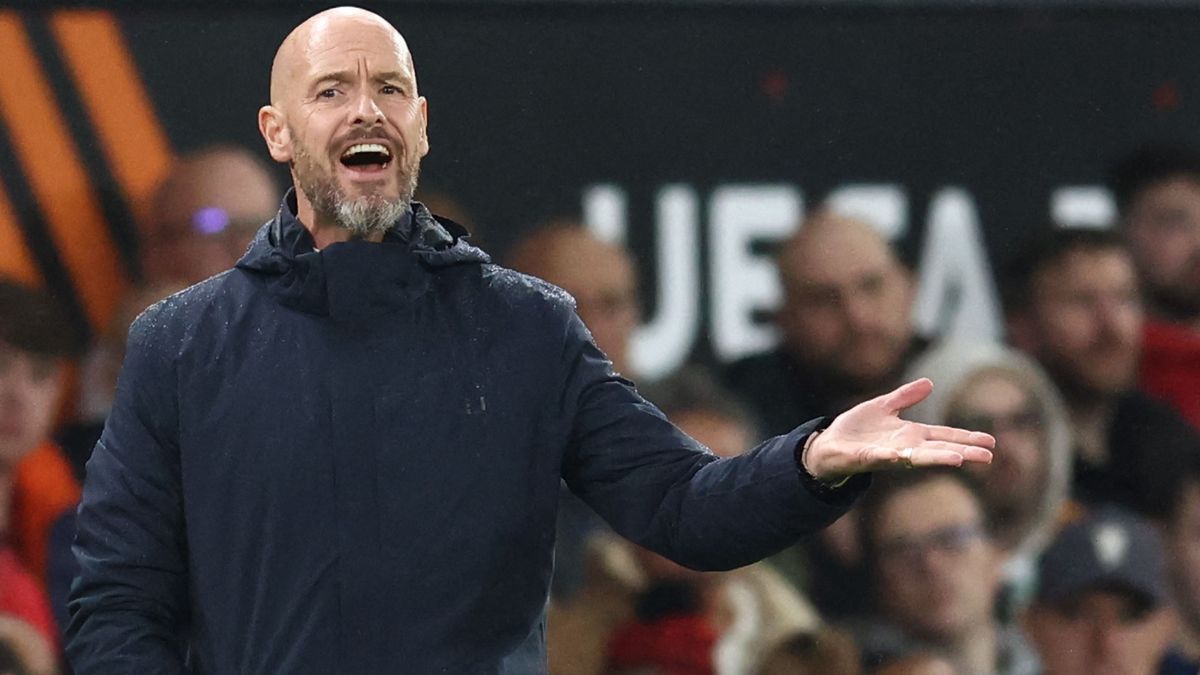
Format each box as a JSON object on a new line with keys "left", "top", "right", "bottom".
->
{"left": 66, "top": 312, "right": 189, "bottom": 674}
{"left": 558, "top": 312, "right": 867, "bottom": 571}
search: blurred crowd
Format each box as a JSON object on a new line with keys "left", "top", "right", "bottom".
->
{"left": 2, "top": 139, "right": 1200, "bottom": 675}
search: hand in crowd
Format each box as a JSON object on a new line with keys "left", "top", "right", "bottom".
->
{"left": 803, "top": 378, "right": 995, "bottom": 482}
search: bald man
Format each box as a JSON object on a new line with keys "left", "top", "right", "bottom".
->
{"left": 507, "top": 223, "right": 640, "bottom": 376}
{"left": 141, "top": 145, "right": 280, "bottom": 285}
{"left": 726, "top": 210, "right": 920, "bottom": 437}
{"left": 67, "top": 8, "right": 993, "bottom": 673}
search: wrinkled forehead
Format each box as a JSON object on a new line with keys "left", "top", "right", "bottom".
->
{"left": 303, "top": 22, "right": 413, "bottom": 77}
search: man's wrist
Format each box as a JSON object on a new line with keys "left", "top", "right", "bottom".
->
{"left": 796, "top": 428, "right": 852, "bottom": 491}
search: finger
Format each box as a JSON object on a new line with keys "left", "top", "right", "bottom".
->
{"left": 876, "top": 378, "right": 934, "bottom": 413}
{"left": 917, "top": 441, "right": 993, "bottom": 464}
{"left": 919, "top": 424, "right": 996, "bottom": 449}
{"left": 866, "top": 445, "right": 966, "bottom": 470}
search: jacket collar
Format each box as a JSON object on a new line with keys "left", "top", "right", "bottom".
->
{"left": 236, "top": 189, "right": 490, "bottom": 319}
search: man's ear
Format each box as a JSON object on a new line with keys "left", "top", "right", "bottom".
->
{"left": 258, "top": 105, "right": 293, "bottom": 163}
{"left": 416, "top": 97, "right": 429, "bottom": 158}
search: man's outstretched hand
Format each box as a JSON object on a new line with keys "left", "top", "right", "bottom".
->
{"left": 802, "top": 378, "right": 995, "bottom": 482}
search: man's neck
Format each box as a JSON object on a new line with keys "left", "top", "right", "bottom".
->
{"left": 945, "top": 621, "right": 999, "bottom": 675}
{"left": 293, "top": 191, "right": 387, "bottom": 250}
{"left": 1067, "top": 398, "right": 1116, "bottom": 466}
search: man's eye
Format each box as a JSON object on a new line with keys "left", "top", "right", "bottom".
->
{"left": 318, "top": 88, "right": 339, "bottom": 99}
{"left": 381, "top": 85, "right": 402, "bottom": 95}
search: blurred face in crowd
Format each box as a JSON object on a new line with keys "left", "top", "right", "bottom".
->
{"left": 777, "top": 214, "right": 914, "bottom": 390}
{"left": 870, "top": 477, "right": 1001, "bottom": 645}
{"left": 1025, "top": 589, "right": 1175, "bottom": 675}
{"left": 1019, "top": 247, "right": 1143, "bottom": 400}
{"left": 1122, "top": 177, "right": 1200, "bottom": 321}
{"left": 945, "top": 370, "right": 1047, "bottom": 551}
{"left": 671, "top": 409, "right": 752, "bottom": 459}
{"left": 508, "top": 227, "right": 640, "bottom": 375}
{"left": 872, "top": 652, "right": 961, "bottom": 675}
{"left": 259, "top": 8, "right": 428, "bottom": 238}
{"left": 142, "top": 149, "right": 278, "bottom": 285}
{"left": 1166, "top": 481, "right": 1200, "bottom": 639}
{"left": 0, "top": 342, "right": 62, "bottom": 468}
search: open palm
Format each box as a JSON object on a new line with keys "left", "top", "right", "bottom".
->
{"left": 803, "top": 378, "right": 995, "bottom": 481}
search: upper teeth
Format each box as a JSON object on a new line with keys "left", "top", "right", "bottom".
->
{"left": 344, "top": 143, "right": 391, "bottom": 157}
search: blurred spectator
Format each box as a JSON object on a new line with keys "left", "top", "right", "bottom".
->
{"left": 1160, "top": 455, "right": 1200, "bottom": 674}
{"left": 0, "top": 518, "right": 57, "bottom": 649}
{"left": 0, "top": 615, "right": 56, "bottom": 675}
{"left": 414, "top": 187, "right": 483, "bottom": 248}
{"left": 140, "top": 144, "right": 279, "bottom": 286}
{"left": 551, "top": 368, "right": 821, "bottom": 675}
{"left": 507, "top": 221, "right": 639, "bottom": 376}
{"left": 902, "top": 341, "right": 1073, "bottom": 615}
{"left": 1024, "top": 505, "right": 1176, "bottom": 675}
{"left": 1110, "top": 144, "right": 1200, "bottom": 429}
{"left": 726, "top": 210, "right": 920, "bottom": 621}
{"left": 508, "top": 221, "right": 641, "bottom": 601}
{"left": 1005, "top": 227, "right": 1200, "bottom": 519}
{"left": 853, "top": 469, "right": 1040, "bottom": 675}
{"left": 725, "top": 210, "right": 919, "bottom": 433}
{"left": 57, "top": 282, "right": 184, "bottom": 480}
{"left": 754, "top": 628, "right": 862, "bottom": 675}
{"left": 0, "top": 280, "right": 80, "bottom": 587}
{"left": 870, "top": 651, "right": 962, "bottom": 675}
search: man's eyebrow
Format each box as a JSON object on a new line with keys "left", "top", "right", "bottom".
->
{"left": 310, "top": 71, "right": 354, "bottom": 88}
{"left": 309, "top": 70, "right": 413, "bottom": 88}
{"left": 372, "top": 71, "right": 413, "bottom": 85}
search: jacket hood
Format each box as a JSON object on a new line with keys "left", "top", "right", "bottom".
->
{"left": 236, "top": 190, "right": 490, "bottom": 318}
{"left": 902, "top": 340, "right": 1073, "bottom": 562}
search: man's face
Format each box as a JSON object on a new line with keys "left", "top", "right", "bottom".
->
{"left": 945, "top": 371, "right": 1047, "bottom": 545}
{"left": 142, "top": 151, "right": 279, "bottom": 286}
{"left": 1167, "top": 483, "right": 1200, "bottom": 639}
{"left": 266, "top": 17, "right": 428, "bottom": 235}
{"left": 1026, "top": 590, "right": 1175, "bottom": 675}
{"left": 1123, "top": 177, "right": 1200, "bottom": 320}
{"left": 0, "top": 342, "right": 62, "bottom": 467}
{"left": 1025, "top": 248, "right": 1143, "bottom": 398}
{"left": 777, "top": 224, "right": 914, "bottom": 389}
{"left": 871, "top": 477, "right": 1001, "bottom": 644}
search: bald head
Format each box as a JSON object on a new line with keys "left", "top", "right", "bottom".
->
{"left": 270, "top": 7, "right": 414, "bottom": 105}
{"left": 509, "top": 224, "right": 640, "bottom": 374}
{"left": 142, "top": 145, "right": 278, "bottom": 284}
{"left": 258, "top": 6, "right": 429, "bottom": 244}
{"left": 776, "top": 210, "right": 915, "bottom": 391}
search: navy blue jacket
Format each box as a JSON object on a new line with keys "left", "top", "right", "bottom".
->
{"left": 67, "top": 194, "right": 865, "bottom": 674}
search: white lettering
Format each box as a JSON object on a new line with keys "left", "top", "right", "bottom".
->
{"left": 709, "top": 185, "right": 803, "bottom": 362}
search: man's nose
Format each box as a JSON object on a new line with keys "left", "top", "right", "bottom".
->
{"left": 350, "top": 91, "right": 385, "bottom": 126}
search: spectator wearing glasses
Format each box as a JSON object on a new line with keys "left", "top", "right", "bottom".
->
{"left": 852, "top": 469, "right": 1040, "bottom": 675}
{"left": 1024, "top": 506, "right": 1176, "bottom": 675}
{"left": 902, "top": 341, "right": 1074, "bottom": 616}
{"left": 140, "top": 144, "right": 279, "bottom": 286}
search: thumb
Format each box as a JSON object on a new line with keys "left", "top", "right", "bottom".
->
{"left": 877, "top": 378, "right": 934, "bottom": 414}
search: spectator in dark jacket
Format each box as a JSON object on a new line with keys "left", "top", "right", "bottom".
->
{"left": 1005, "top": 227, "right": 1200, "bottom": 519}
{"left": 66, "top": 8, "right": 995, "bottom": 673}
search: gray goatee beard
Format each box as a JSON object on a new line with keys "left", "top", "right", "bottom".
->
{"left": 334, "top": 196, "right": 412, "bottom": 238}
{"left": 292, "top": 139, "right": 419, "bottom": 238}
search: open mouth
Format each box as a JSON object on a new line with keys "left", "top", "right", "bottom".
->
{"left": 339, "top": 143, "right": 392, "bottom": 173}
